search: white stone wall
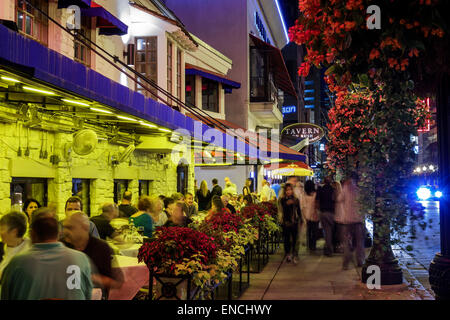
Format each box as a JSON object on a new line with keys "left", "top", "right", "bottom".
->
{"left": 0, "top": 104, "right": 195, "bottom": 219}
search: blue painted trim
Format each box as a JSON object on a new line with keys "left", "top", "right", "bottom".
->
{"left": 185, "top": 68, "right": 240, "bottom": 90}
{"left": 0, "top": 25, "right": 276, "bottom": 161}
{"left": 80, "top": 7, "right": 128, "bottom": 36}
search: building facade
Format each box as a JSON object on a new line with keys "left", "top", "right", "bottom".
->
{"left": 0, "top": 0, "right": 247, "bottom": 217}
{"left": 163, "top": 0, "right": 299, "bottom": 192}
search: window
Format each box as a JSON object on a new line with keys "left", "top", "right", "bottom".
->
{"left": 176, "top": 49, "right": 182, "bottom": 103}
{"left": 16, "top": 0, "right": 48, "bottom": 46}
{"left": 114, "top": 180, "right": 129, "bottom": 204}
{"left": 135, "top": 37, "right": 158, "bottom": 100}
{"left": 201, "top": 78, "right": 219, "bottom": 112}
{"left": 72, "top": 179, "right": 91, "bottom": 216}
{"left": 10, "top": 178, "right": 48, "bottom": 210}
{"left": 177, "top": 164, "right": 188, "bottom": 195}
{"left": 167, "top": 40, "right": 173, "bottom": 104}
{"left": 139, "top": 180, "right": 152, "bottom": 197}
{"left": 185, "top": 75, "right": 196, "bottom": 107}
{"left": 250, "top": 47, "right": 267, "bottom": 101}
{"left": 74, "top": 16, "right": 92, "bottom": 66}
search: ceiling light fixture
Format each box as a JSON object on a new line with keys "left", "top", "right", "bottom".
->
{"left": 23, "top": 86, "right": 55, "bottom": 95}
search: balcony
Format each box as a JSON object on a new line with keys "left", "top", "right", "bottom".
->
{"left": 249, "top": 77, "right": 283, "bottom": 124}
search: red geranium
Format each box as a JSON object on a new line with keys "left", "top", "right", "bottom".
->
{"left": 137, "top": 227, "right": 217, "bottom": 274}
{"left": 204, "top": 208, "right": 244, "bottom": 234}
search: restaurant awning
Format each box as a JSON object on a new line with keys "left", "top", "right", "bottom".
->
{"left": 58, "top": 0, "right": 91, "bottom": 8}
{"left": 185, "top": 64, "right": 241, "bottom": 93}
{"left": 81, "top": 2, "right": 128, "bottom": 36}
{"left": 187, "top": 113, "right": 307, "bottom": 163}
{"left": 249, "top": 34, "right": 297, "bottom": 99}
{"left": 264, "top": 162, "right": 314, "bottom": 177}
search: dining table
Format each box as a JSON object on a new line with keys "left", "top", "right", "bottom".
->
{"left": 107, "top": 254, "right": 149, "bottom": 300}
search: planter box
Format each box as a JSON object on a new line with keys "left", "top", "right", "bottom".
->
{"left": 242, "top": 225, "right": 270, "bottom": 273}
{"left": 149, "top": 272, "right": 202, "bottom": 300}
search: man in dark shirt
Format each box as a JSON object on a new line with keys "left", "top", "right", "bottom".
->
{"left": 63, "top": 212, "right": 123, "bottom": 295}
{"left": 316, "top": 176, "right": 336, "bottom": 256}
{"left": 90, "top": 203, "right": 123, "bottom": 241}
{"left": 118, "top": 191, "right": 138, "bottom": 218}
{"left": 221, "top": 195, "right": 236, "bottom": 214}
{"left": 211, "top": 178, "right": 222, "bottom": 198}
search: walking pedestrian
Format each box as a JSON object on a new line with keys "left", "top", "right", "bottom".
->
{"left": 316, "top": 176, "right": 336, "bottom": 257}
{"left": 335, "top": 173, "right": 366, "bottom": 270}
{"left": 303, "top": 180, "right": 320, "bottom": 252}
{"left": 279, "top": 183, "right": 303, "bottom": 264}
{"left": 196, "top": 180, "right": 212, "bottom": 211}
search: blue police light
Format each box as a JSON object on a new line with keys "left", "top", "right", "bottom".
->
{"left": 435, "top": 191, "right": 443, "bottom": 198}
{"left": 416, "top": 187, "right": 431, "bottom": 200}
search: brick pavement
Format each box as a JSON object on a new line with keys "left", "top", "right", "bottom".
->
{"left": 239, "top": 240, "right": 434, "bottom": 300}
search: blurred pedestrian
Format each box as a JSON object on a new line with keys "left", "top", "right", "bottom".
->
{"left": 279, "top": 183, "right": 302, "bottom": 264}
{"left": 303, "top": 181, "right": 320, "bottom": 252}
{"left": 316, "top": 176, "right": 336, "bottom": 256}
{"left": 336, "top": 173, "right": 365, "bottom": 270}
{"left": 63, "top": 212, "right": 123, "bottom": 295}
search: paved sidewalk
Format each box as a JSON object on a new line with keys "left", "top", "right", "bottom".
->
{"left": 240, "top": 243, "right": 434, "bottom": 300}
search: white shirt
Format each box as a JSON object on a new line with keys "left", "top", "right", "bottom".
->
{"left": 0, "top": 238, "right": 31, "bottom": 279}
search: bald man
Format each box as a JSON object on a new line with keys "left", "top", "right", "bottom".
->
{"left": 63, "top": 212, "right": 123, "bottom": 292}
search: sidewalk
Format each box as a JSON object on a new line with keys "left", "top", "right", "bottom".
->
{"left": 239, "top": 241, "right": 434, "bottom": 300}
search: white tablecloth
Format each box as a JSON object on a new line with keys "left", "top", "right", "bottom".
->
{"left": 107, "top": 255, "right": 148, "bottom": 300}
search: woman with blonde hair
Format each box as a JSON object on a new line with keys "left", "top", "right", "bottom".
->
{"left": 196, "top": 180, "right": 211, "bottom": 211}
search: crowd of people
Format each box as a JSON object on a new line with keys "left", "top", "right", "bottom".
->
{"left": 0, "top": 173, "right": 367, "bottom": 300}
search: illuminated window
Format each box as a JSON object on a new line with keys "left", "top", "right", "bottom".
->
{"left": 185, "top": 75, "right": 196, "bottom": 106}
{"left": 202, "top": 78, "right": 219, "bottom": 112}
{"left": 16, "top": 0, "right": 48, "bottom": 46}
{"left": 135, "top": 37, "right": 158, "bottom": 100}
{"left": 167, "top": 40, "right": 173, "bottom": 104}
{"left": 74, "top": 16, "right": 92, "bottom": 67}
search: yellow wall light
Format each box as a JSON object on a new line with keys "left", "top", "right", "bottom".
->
{"left": 23, "top": 86, "right": 55, "bottom": 95}
{"left": 62, "top": 99, "right": 90, "bottom": 107}
{"left": 1, "top": 76, "right": 20, "bottom": 83}
{"left": 90, "top": 107, "right": 112, "bottom": 114}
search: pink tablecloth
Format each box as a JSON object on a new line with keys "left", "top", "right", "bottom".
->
{"left": 108, "top": 255, "right": 149, "bottom": 300}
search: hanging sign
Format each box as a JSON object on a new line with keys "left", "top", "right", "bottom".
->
{"left": 281, "top": 123, "right": 325, "bottom": 146}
